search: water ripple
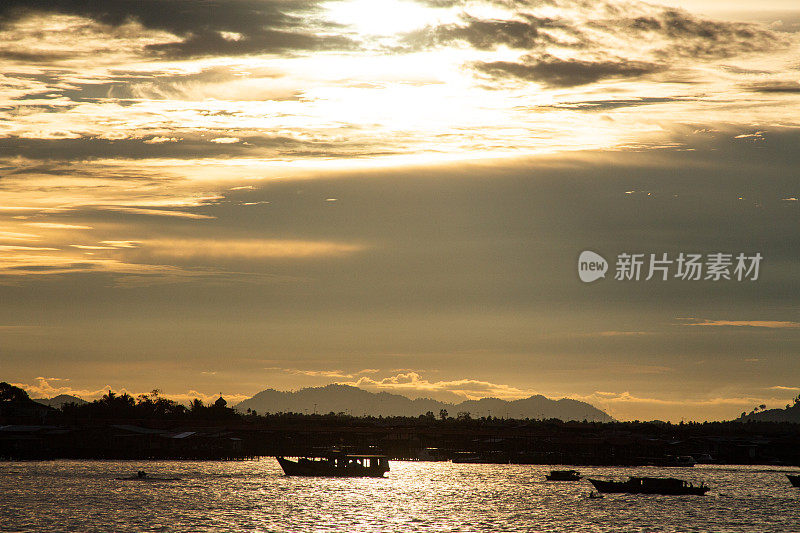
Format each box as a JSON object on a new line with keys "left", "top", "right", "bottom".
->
{"left": 1, "top": 461, "right": 798, "bottom": 532}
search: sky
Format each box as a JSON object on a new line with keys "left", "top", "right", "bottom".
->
{"left": 1, "top": 0, "right": 798, "bottom": 422}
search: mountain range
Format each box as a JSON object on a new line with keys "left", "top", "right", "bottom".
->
{"left": 32, "top": 394, "right": 87, "bottom": 409}
{"left": 17, "top": 384, "right": 800, "bottom": 423}
{"left": 233, "top": 384, "right": 614, "bottom": 422}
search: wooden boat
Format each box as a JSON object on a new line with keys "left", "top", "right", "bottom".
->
{"left": 546, "top": 469, "right": 582, "bottom": 481}
{"left": 588, "top": 476, "right": 709, "bottom": 495}
{"left": 657, "top": 455, "right": 696, "bottom": 467}
{"left": 115, "top": 471, "right": 180, "bottom": 481}
{"left": 451, "top": 455, "right": 494, "bottom": 464}
{"left": 788, "top": 474, "right": 800, "bottom": 487}
{"left": 276, "top": 452, "right": 389, "bottom": 477}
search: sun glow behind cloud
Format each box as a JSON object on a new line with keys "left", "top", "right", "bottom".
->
{"left": 0, "top": 0, "right": 796, "bottom": 274}
{"left": 2, "top": 0, "right": 796, "bottom": 170}
{"left": 0, "top": 0, "right": 799, "bottom": 420}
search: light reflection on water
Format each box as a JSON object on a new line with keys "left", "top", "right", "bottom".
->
{"left": 2, "top": 461, "right": 799, "bottom": 532}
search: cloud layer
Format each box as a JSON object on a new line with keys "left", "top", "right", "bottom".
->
{"left": 342, "top": 371, "right": 535, "bottom": 400}
{"left": 0, "top": 0, "right": 355, "bottom": 57}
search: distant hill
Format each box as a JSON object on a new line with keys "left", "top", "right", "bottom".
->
{"left": 737, "top": 400, "right": 800, "bottom": 423}
{"left": 33, "top": 394, "right": 87, "bottom": 409}
{"left": 234, "top": 384, "right": 613, "bottom": 422}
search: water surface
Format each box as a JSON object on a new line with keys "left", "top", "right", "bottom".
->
{"left": 3, "top": 461, "right": 799, "bottom": 532}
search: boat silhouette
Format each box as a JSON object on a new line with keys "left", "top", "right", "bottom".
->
{"left": 276, "top": 451, "right": 389, "bottom": 477}
{"left": 589, "top": 476, "right": 709, "bottom": 495}
{"left": 115, "top": 470, "right": 181, "bottom": 481}
{"left": 546, "top": 469, "right": 582, "bottom": 481}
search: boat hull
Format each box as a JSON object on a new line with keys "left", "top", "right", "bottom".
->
{"left": 277, "top": 456, "right": 388, "bottom": 477}
{"left": 788, "top": 474, "right": 800, "bottom": 487}
{"left": 115, "top": 476, "right": 181, "bottom": 481}
{"left": 589, "top": 478, "right": 709, "bottom": 495}
{"left": 546, "top": 470, "right": 581, "bottom": 481}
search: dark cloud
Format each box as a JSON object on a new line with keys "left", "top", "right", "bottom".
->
{"left": 608, "top": 9, "right": 785, "bottom": 60}
{"left": 746, "top": 81, "right": 800, "bottom": 93}
{"left": 10, "top": 263, "right": 95, "bottom": 272}
{"left": 0, "top": 0, "right": 296, "bottom": 33}
{"left": 0, "top": 135, "right": 288, "bottom": 160}
{"left": 406, "top": 14, "right": 570, "bottom": 51}
{"left": 404, "top": 2, "right": 787, "bottom": 87}
{"left": 473, "top": 54, "right": 662, "bottom": 87}
{"left": 0, "top": 0, "right": 356, "bottom": 57}
{"left": 0, "top": 103, "right": 78, "bottom": 113}
{"left": 2, "top": 0, "right": 329, "bottom": 31}
{"left": 0, "top": 134, "right": 400, "bottom": 161}
{"left": 7, "top": 66, "right": 294, "bottom": 102}
{"left": 720, "top": 65, "right": 774, "bottom": 75}
{"left": 0, "top": 50, "right": 79, "bottom": 62}
{"left": 538, "top": 97, "right": 694, "bottom": 111}
{"left": 410, "top": 2, "right": 785, "bottom": 60}
{"left": 0, "top": 0, "right": 787, "bottom": 69}
{"left": 146, "top": 28, "right": 357, "bottom": 58}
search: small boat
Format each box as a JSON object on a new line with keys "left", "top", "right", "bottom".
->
{"left": 660, "top": 455, "right": 696, "bottom": 467}
{"left": 276, "top": 452, "right": 389, "bottom": 477}
{"left": 546, "top": 469, "right": 582, "bottom": 481}
{"left": 588, "top": 491, "right": 604, "bottom": 499}
{"left": 115, "top": 471, "right": 181, "bottom": 481}
{"left": 588, "top": 476, "right": 709, "bottom": 495}
{"left": 788, "top": 474, "right": 800, "bottom": 487}
{"left": 451, "top": 455, "right": 494, "bottom": 464}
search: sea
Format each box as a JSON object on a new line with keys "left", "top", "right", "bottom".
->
{"left": 2, "top": 461, "right": 799, "bottom": 532}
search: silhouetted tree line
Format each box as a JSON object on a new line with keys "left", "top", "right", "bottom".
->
{"left": 59, "top": 390, "right": 238, "bottom": 422}
{"left": 47, "top": 396, "right": 800, "bottom": 435}
{"left": 5, "top": 381, "right": 800, "bottom": 436}
{"left": 5, "top": 382, "right": 800, "bottom": 463}
{"left": 0, "top": 382, "right": 30, "bottom": 402}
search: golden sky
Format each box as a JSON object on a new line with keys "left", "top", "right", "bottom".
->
{"left": 1, "top": 0, "right": 798, "bottom": 421}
